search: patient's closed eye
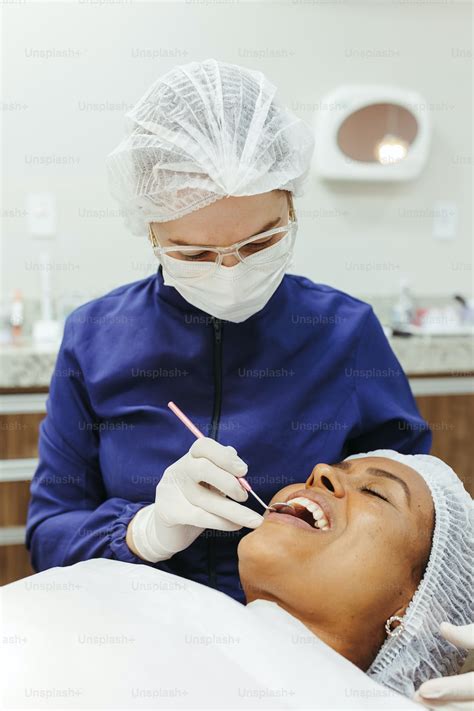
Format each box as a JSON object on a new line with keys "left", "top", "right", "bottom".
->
{"left": 361, "top": 486, "right": 390, "bottom": 503}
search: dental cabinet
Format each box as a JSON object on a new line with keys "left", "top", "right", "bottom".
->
{"left": 0, "top": 339, "right": 472, "bottom": 585}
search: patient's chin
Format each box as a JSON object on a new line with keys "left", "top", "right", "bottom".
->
{"left": 237, "top": 527, "right": 260, "bottom": 565}
{"left": 238, "top": 515, "right": 301, "bottom": 565}
{"left": 238, "top": 529, "right": 273, "bottom": 597}
{"left": 238, "top": 524, "right": 293, "bottom": 602}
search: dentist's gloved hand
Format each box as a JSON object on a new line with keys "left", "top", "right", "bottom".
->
{"left": 127, "top": 438, "right": 264, "bottom": 563}
{"left": 414, "top": 623, "right": 474, "bottom": 710}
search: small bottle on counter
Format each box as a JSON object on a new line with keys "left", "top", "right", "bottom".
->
{"left": 9, "top": 289, "right": 24, "bottom": 345}
{"left": 391, "top": 279, "right": 414, "bottom": 331}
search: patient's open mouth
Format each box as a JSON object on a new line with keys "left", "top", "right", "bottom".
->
{"left": 267, "top": 496, "right": 331, "bottom": 532}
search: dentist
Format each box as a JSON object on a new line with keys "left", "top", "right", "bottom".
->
{"left": 26, "top": 58, "right": 431, "bottom": 602}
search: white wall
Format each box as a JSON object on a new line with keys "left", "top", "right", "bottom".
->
{"left": 2, "top": 0, "right": 472, "bottom": 308}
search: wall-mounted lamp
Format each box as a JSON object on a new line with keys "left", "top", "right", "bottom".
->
{"left": 314, "top": 85, "right": 431, "bottom": 181}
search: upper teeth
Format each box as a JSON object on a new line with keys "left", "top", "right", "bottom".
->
{"left": 286, "top": 497, "right": 330, "bottom": 531}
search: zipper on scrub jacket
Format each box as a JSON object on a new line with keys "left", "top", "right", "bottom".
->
{"left": 207, "top": 317, "right": 223, "bottom": 588}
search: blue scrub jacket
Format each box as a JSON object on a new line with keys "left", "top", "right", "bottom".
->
{"left": 26, "top": 268, "right": 431, "bottom": 602}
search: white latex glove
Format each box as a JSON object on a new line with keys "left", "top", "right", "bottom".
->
{"left": 129, "top": 437, "right": 264, "bottom": 562}
{"left": 414, "top": 623, "right": 474, "bottom": 710}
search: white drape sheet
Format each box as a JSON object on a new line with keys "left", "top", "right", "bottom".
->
{"left": 1, "top": 559, "right": 418, "bottom": 710}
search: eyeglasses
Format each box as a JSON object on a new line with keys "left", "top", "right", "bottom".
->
{"left": 148, "top": 193, "right": 298, "bottom": 281}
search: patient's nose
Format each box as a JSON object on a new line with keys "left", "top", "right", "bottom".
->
{"left": 305, "top": 463, "right": 345, "bottom": 498}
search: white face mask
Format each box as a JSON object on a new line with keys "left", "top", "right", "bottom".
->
{"left": 160, "top": 232, "right": 295, "bottom": 323}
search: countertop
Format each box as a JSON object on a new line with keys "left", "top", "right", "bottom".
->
{"left": 1, "top": 335, "right": 473, "bottom": 389}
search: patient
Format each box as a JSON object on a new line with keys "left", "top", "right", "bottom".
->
{"left": 238, "top": 448, "right": 473, "bottom": 697}
{"left": 3, "top": 449, "right": 472, "bottom": 708}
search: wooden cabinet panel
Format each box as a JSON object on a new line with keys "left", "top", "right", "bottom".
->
{"left": 0, "top": 412, "right": 45, "bottom": 459}
{"left": 0, "top": 481, "right": 31, "bottom": 526}
{"left": 0, "top": 545, "right": 34, "bottom": 586}
{"left": 415, "top": 394, "right": 473, "bottom": 496}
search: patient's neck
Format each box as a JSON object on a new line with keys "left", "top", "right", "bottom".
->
{"left": 247, "top": 590, "right": 383, "bottom": 671}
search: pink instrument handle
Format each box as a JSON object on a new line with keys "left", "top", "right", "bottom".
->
{"left": 167, "top": 401, "right": 252, "bottom": 492}
{"left": 168, "top": 400, "right": 205, "bottom": 440}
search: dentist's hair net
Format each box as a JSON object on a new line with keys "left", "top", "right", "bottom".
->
{"left": 345, "top": 449, "right": 473, "bottom": 698}
{"left": 106, "top": 58, "right": 315, "bottom": 235}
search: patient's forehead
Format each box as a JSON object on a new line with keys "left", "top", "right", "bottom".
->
{"left": 352, "top": 455, "right": 429, "bottom": 488}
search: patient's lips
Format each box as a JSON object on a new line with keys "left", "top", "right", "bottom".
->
{"left": 266, "top": 511, "right": 319, "bottom": 531}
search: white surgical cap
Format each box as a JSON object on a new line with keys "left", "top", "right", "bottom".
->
{"left": 345, "top": 449, "right": 473, "bottom": 697}
{"left": 106, "top": 58, "right": 315, "bottom": 235}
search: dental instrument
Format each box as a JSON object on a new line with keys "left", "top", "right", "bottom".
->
{"left": 167, "top": 401, "right": 294, "bottom": 512}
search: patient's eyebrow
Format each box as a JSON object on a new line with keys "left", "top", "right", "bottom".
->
{"left": 365, "top": 467, "right": 412, "bottom": 507}
{"left": 332, "top": 460, "right": 411, "bottom": 507}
